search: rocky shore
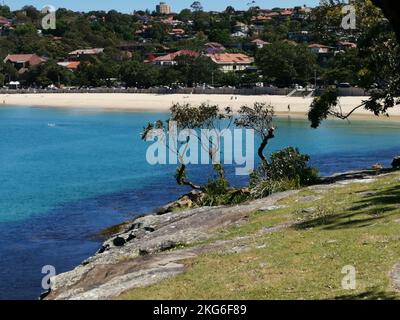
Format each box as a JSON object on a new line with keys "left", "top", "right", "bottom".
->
{"left": 44, "top": 169, "right": 396, "bottom": 300}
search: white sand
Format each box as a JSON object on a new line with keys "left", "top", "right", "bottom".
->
{"left": 0, "top": 93, "right": 398, "bottom": 120}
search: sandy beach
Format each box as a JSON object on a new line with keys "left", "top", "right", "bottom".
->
{"left": 0, "top": 93, "right": 398, "bottom": 120}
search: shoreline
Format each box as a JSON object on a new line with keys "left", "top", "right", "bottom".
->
{"left": 1, "top": 93, "right": 400, "bottom": 121}
{"left": 45, "top": 169, "right": 398, "bottom": 300}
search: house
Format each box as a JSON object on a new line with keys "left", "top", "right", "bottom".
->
{"left": 231, "top": 31, "right": 247, "bottom": 38}
{"left": 4, "top": 54, "right": 46, "bottom": 72}
{"left": 152, "top": 50, "right": 199, "bottom": 66}
{"left": 308, "top": 44, "right": 334, "bottom": 66}
{"left": 204, "top": 42, "right": 226, "bottom": 54}
{"left": 57, "top": 61, "right": 81, "bottom": 70}
{"left": 234, "top": 22, "right": 249, "bottom": 33}
{"left": 292, "top": 6, "right": 312, "bottom": 20}
{"left": 207, "top": 53, "right": 254, "bottom": 73}
{"left": 337, "top": 41, "right": 357, "bottom": 50}
{"left": 279, "top": 9, "right": 294, "bottom": 20}
{"left": 251, "top": 39, "right": 271, "bottom": 49}
{"left": 169, "top": 28, "right": 185, "bottom": 37}
{"left": 308, "top": 44, "right": 332, "bottom": 55}
{"left": 0, "top": 16, "right": 12, "bottom": 27}
{"left": 288, "top": 31, "right": 314, "bottom": 43}
{"left": 68, "top": 48, "right": 104, "bottom": 58}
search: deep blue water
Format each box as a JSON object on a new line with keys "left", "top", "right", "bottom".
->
{"left": 0, "top": 106, "right": 399, "bottom": 299}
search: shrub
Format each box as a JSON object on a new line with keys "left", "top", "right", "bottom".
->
{"left": 264, "top": 147, "right": 319, "bottom": 185}
{"left": 249, "top": 147, "right": 319, "bottom": 199}
{"left": 250, "top": 177, "right": 301, "bottom": 199}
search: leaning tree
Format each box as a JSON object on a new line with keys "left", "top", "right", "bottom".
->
{"left": 308, "top": 0, "right": 400, "bottom": 128}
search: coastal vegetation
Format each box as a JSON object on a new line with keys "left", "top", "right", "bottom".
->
{"left": 142, "top": 102, "right": 319, "bottom": 208}
{"left": 308, "top": 0, "right": 400, "bottom": 127}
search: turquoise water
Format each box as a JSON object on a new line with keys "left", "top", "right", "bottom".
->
{"left": 0, "top": 106, "right": 399, "bottom": 299}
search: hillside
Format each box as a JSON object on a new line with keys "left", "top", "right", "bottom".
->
{"left": 47, "top": 170, "right": 400, "bottom": 300}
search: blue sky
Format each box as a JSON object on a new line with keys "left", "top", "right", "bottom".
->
{"left": 6, "top": 1, "right": 321, "bottom": 13}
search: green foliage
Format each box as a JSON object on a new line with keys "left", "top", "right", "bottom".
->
{"left": 200, "top": 177, "right": 231, "bottom": 206}
{"left": 250, "top": 177, "right": 301, "bottom": 199}
{"left": 265, "top": 147, "right": 319, "bottom": 185}
{"left": 250, "top": 147, "right": 319, "bottom": 199}
{"left": 308, "top": 87, "right": 339, "bottom": 128}
{"left": 120, "top": 60, "right": 160, "bottom": 88}
{"left": 256, "top": 42, "right": 318, "bottom": 87}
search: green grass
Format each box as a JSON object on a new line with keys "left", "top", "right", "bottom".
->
{"left": 119, "top": 173, "right": 400, "bottom": 300}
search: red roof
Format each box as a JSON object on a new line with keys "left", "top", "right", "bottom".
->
{"left": 251, "top": 39, "right": 271, "bottom": 45}
{"left": 58, "top": 61, "right": 81, "bottom": 70}
{"left": 308, "top": 44, "right": 331, "bottom": 49}
{"left": 207, "top": 53, "right": 254, "bottom": 64}
{"left": 4, "top": 54, "right": 46, "bottom": 66}
{"left": 153, "top": 50, "right": 199, "bottom": 62}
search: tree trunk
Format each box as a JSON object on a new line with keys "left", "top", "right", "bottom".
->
{"left": 176, "top": 164, "right": 202, "bottom": 190}
{"left": 258, "top": 128, "right": 275, "bottom": 164}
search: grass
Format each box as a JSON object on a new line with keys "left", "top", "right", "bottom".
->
{"left": 119, "top": 173, "right": 400, "bottom": 300}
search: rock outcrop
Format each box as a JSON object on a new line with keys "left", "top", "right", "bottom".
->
{"left": 45, "top": 190, "right": 297, "bottom": 300}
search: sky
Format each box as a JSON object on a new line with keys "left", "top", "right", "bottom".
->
{"left": 5, "top": 0, "right": 321, "bottom": 13}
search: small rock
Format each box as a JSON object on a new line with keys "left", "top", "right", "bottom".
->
{"left": 112, "top": 236, "right": 126, "bottom": 247}
{"left": 160, "top": 240, "right": 177, "bottom": 252}
{"left": 139, "top": 249, "right": 149, "bottom": 256}
{"left": 302, "top": 207, "right": 316, "bottom": 214}
{"left": 259, "top": 205, "right": 287, "bottom": 212}
{"left": 97, "top": 244, "right": 110, "bottom": 254}
{"left": 392, "top": 156, "right": 400, "bottom": 169}
{"left": 126, "top": 233, "right": 136, "bottom": 242}
{"left": 128, "top": 223, "right": 143, "bottom": 231}
{"left": 144, "top": 226, "right": 156, "bottom": 233}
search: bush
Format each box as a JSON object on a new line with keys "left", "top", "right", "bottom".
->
{"left": 265, "top": 147, "right": 319, "bottom": 185}
{"left": 250, "top": 177, "right": 301, "bottom": 199}
{"left": 250, "top": 147, "right": 319, "bottom": 199}
{"left": 200, "top": 177, "right": 231, "bottom": 207}
{"left": 200, "top": 178, "right": 251, "bottom": 206}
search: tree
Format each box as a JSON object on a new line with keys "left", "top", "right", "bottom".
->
{"left": 141, "top": 103, "right": 233, "bottom": 190}
{"left": 234, "top": 103, "right": 275, "bottom": 165}
{"left": 190, "top": 1, "right": 203, "bottom": 13}
{"left": 174, "top": 55, "right": 219, "bottom": 87}
{"left": 120, "top": 61, "right": 160, "bottom": 88}
{"left": 208, "top": 29, "right": 231, "bottom": 45}
{"left": 26, "top": 61, "right": 75, "bottom": 88}
{"left": 322, "top": 49, "right": 364, "bottom": 86}
{"left": 308, "top": 0, "right": 400, "bottom": 127}
{"left": 256, "top": 42, "right": 317, "bottom": 87}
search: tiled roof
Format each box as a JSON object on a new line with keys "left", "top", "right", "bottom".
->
{"left": 4, "top": 54, "right": 46, "bottom": 65}
{"left": 207, "top": 53, "right": 253, "bottom": 64}
{"left": 153, "top": 50, "right": 199, "bottom": 62}
{"left": 308, "top": 44, "right": 331, "bottom": 48}
{"left": 69, "top": 48, "right": 104, "bottom": 55}
{"left": 251, "top": 39, "right": 270, "bottom": 45}
{"left": 57, "top": 61, "right": 81, "bottom": 70}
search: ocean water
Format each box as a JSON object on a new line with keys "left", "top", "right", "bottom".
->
{"left": 0, "top": 106, "right": 399, "bottom": 299}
